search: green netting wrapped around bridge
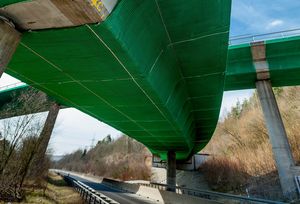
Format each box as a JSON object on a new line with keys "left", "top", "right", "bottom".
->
{"left": 226, "top": 36, "right": 300, "bottom": 91}
{"left": 3, "top": 0, "right": 231, "bottom": 160}
{"left": 0, "top": 0, "right": 24, "bottom": 7}
{"left": 3, "top": 0, "right": 300, "bottom": 160}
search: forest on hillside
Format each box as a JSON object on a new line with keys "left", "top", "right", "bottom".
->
{"left": 201, "top": 86, "right": 300, "bottom": 200}
{"left": 54, "top": 135, "right": 151, "bottom": 180}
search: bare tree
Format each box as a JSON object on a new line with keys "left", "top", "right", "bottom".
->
{"left": 0, "top": 88, "right": 54, "bottom": 201}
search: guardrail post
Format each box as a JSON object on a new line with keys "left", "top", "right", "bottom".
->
{"left": 296, "top": 176, "right": 300, "bottom": 196}
{"left": 89, "top": 193, "right": 92, "bottom": 203}
{"left": 0, "top": 17, "right": 21, "bottom": 78}
{"left": 65, "top": 175, "right": 119, "bottom": 204}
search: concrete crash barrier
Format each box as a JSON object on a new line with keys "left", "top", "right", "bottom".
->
{"left": 102, "top": 178, "right": 220, "bottom": 204}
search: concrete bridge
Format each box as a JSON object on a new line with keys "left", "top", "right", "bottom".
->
{"left": 0, "top": 0, "right": 300, "bottom": 200}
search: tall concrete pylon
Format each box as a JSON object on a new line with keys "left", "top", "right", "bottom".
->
{"left": 252, "top": 42, "right": 299, "bottom": 200}
{"left": 0, "top": 17, "right": 20, "bottom": 77}
{"left": 25, "top": 102, "right": 60, "bottom": 178}
{"left": 36, "top": 103, "right": 60, "bottom": 162}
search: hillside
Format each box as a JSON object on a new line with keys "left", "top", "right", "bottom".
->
{"left": 54, "top": 135, "right": 152, "bottom": 181}
{"left": 200, "top": 86, "right": 300, "bottom": 200}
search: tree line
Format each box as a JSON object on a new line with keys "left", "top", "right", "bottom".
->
{"left": 54, "top": 135, "right": 152, "bottom": 181}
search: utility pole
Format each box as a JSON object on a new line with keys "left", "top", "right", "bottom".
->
{"left": 90, "top": 136, "right": 95, "bottom": 149}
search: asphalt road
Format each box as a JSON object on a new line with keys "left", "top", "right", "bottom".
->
{"left": 68, "top": 174, "right": 161, "bottom": 204}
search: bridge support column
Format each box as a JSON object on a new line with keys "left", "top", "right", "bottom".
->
{"left": 167, "top": 151, "right": 176, "bottom": 192}
{"left": 0, "top": 18, "right": 20, "bottom": 77}
{"left": 256, "top": 80, "right": 298, "bottom": 200}
{"left": 36, "top": 103, "right": 60, "bottom": 163}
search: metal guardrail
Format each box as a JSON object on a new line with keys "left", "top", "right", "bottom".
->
{"left": 229, "top": 28, "right": 300, "bottom": 45}
{"left": 60, "top": 174, "right": 119, "bottom": 204}
{"left": 296, "top": 176, "right": 300, "bottom": 195}
{"left": 139, "top": 182, "right": 287, "bottom": 204}
{"left": 52, "top": 169, "right": 288, "bottom": 203}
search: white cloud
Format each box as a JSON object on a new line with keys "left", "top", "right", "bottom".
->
{"left": 266, "top": 19, "right": 284, "bottom": 30}
{"left": 231, "top": 0, "right": 300, "bottom": 36}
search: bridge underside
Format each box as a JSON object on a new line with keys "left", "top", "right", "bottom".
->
{"left": 1, "top": 0, "right": 231, "bottom": 160}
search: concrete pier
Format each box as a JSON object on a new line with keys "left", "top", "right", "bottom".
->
{"left": 256, "top": 80, "right": 298, "bottom": 200}
{"left": 0, "top": 18, "right": 20, "bottom": 77}
{"left": 36, "top": 103, "right": 60, "bottom": 162}
{"left": 167, "top": 151, "right": 176, "bottom": 192}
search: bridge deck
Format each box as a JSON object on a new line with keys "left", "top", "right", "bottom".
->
{"left": 226, "top": 35, "right": 300, "bottom": 90}
{"left": 2, "top": 0, "right": 300, "bottom": 160}
{"left": 2, "top": 0, "right": 231, "bottom": 160}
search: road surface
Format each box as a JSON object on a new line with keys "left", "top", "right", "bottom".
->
{"left": 68, "top": 174, "right": 162, "bottom": 204}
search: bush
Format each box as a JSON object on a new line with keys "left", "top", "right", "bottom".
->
{"left": 200, "top": 157, "right": 249, "bottom": 192}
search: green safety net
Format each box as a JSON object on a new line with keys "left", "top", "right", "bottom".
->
{"left": 0, "top": 0, "right": 27, "bottom": 7}
{"left": 3, "top": 0, "right": 232, "bottom": 160}
{"left": 225, "top": 35, "right": 300, "bottom": 91}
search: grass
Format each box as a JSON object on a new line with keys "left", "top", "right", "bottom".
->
{"left": 0, "top": 173, "right": 83, "bottom": 204}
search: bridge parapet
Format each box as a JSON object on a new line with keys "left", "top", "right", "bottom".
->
{"left": 229, "top": 28, "right": 300, "bottom": 45}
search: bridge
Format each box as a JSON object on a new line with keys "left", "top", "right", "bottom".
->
{"left": 0, "top": 0, "right": 300, "bottom": 200}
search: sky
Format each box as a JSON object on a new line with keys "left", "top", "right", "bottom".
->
{"left": 1, "top": 0, "right": 300, "bottom": 155}
{"left": 230, "top": 0, "right": 300, "bottom": 36}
